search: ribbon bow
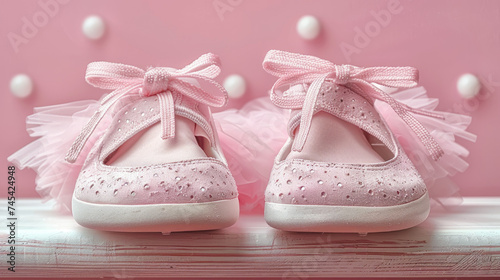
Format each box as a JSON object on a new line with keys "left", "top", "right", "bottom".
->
{"left": 65, "top": 53, "right": 228, "bottom": 163}
{"left": 263, "top": 50, "right": 444, "bottom": 160}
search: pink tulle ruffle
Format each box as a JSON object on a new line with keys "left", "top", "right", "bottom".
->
{"left": 214, "top": 97, "right": 289, "bottom": 213}
{"left": 8, "top": 100, "right": 110, "bottom": 213}
{"left": 374, "top": 86, "right": 477, "bottom": 207}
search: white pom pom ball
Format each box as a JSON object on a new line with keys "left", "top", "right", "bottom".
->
{"left": 82, "top": 15, "right": 105, "bottom": 40}
{"left": 223, "top": 74, "right": 246, "bottom": 99}
{"left": 10, "top": 74, "right": 33, "bottom": 98}
{"left": 457, "top": 73, "right": 481, "bottom": 99}
{"left": 297, "top": 15, "right": 321, "bottom": 40}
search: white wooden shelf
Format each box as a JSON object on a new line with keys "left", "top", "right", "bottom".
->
{"left": 1, "top": 197, "right": 500, "bottom": 278}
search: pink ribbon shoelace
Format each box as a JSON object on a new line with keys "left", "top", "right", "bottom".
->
{"left": 262, "top": 50, "right": 444, "bottom": 161}
{"left": 65, "top": 53, "right": 228, "bottom": 163}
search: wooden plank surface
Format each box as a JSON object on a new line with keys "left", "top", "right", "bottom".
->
{"left": 1, "top": 198, "right": 500, "bottom": 278}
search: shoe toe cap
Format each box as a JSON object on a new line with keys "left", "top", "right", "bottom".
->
{"left": 265, "top": 159, "right": 427, "bottom": 207}
{"left": 74, "top": 158, "right": 238, "bottom": 205}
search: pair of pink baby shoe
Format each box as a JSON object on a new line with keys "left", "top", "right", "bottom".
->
{"left": 10, "top": 50, "right": 475, "bottom": 234}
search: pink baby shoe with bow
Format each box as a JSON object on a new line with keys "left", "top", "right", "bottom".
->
{"left": 63, "top": 54, "right": 239, "bottom": 232}
{"left": 261, "top": 50, "right": 475, "bottom": 233}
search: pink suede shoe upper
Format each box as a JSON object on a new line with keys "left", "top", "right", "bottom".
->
{"left": 74, "top": 95, "right": 237, "bottom": 205}
{"left": 71, "top": 54, "right": 238, "bottom": 206}
{"left": 265, "top": 83, "right": 427, "bottom": 207}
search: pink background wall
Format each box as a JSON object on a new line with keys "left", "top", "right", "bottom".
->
{"left": 1, "top": 0, "right": 499, "bottom": 200}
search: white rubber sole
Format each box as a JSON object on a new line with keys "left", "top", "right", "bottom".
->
{"left": 72, "top": 196, "right": 239, "bottom": 233}
{"left": 265, "top": 192, "right": 430, "bottom": 233}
